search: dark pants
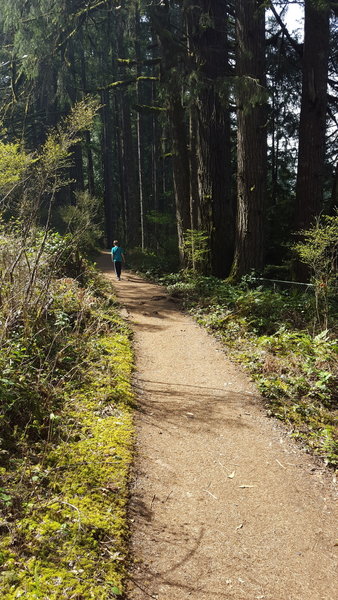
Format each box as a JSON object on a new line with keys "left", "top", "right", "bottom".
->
{"left": 114, "top": 261, "right": 122, "bottom": 278}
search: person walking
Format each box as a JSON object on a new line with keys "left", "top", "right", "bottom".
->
{"left": 111, "top": 240, "right": 125, "bottom": 280}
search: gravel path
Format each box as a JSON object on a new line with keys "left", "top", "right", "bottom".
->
{"left": 99, "top": 254, "right": 337, "bottom": 600}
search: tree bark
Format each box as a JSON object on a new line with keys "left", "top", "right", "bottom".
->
{"left": 231, "top": 0, "right": 267, "bottom": 279}
{"left": 151, "top": 78, "right": 161, "bottom": 248}
{"left": 101, "top": 88, "right": 114, "bottom": 247}
{"left": 84, "top": 130, "right": 95, "bottom": 197}
{"left": 114, "top": 6, "right": 140, "bottom": 247}
{"left": 150, "top": 3, "right": 191, "bottom": 265}
{"left": 189, "top": 106, "right": 200, "bottom": 231}
{"left": 186, "top": 0, "right": 233, "bottom": 278}
{"left": 79, "top": 26, "right": 95, "bottom": 196}
{"left": 169, "top": 94, "right": 191, "bottom": 261}
{"left": 295, "top": 0, "right": 330, "bottom": 231}
{"left": 64, "top": 31, "right": 85, "bottom": 194}
{"left": 135, "top": 6, "right": 145, "bottom": 249}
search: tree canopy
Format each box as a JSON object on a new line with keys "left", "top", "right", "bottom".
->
{"left": 0, "top": 0, "right": 337, "bottom": 280}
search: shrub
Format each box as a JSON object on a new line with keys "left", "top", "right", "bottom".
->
{"left": 294, "top": 214, "right": 338, "bottom": 329}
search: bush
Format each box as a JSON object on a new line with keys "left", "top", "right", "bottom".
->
{"left": 295, "top": 214, "right": 338, "bottom": 329}
{"left": 0, "top": 228, "right": 103, "bottom": 450}
{"left": 127, "top": 246, "right": 178, "bottom": 277}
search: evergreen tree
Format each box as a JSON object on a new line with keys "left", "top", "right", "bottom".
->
{"left": 295, "top": 0, "right": 330, "bottom": 233}
{"left": 230, "top": 0, "right": 267, "bottom": 279}
{"left": 185, "top": 0, "right": 234, "bottom": 277}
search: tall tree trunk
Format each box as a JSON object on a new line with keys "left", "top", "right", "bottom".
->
{"left": 295, "top": 0, "right": 330, "bottom": 230}
{"left": 151, "top": 28, "right": 161, "bottom": 226}
{"left": 136, "top": 108, "right": 145, "bottom": 249}
{"left": 189, "top": 106, "right": 200, "bottom": 231}
{"left": 169, "top": 94, "right": 191, "bottom": 263}
{"left": 231, "top": 0, "right": 267, "bottom": 279}
{"left": 101, "top": 88, "right": 114, "bottom": 247}
{"left": 66, "top": 38, "right": 85, "bottom": 193}
{"left": 114, "top": 93, "right": 126, "bottom": 241}
{"left": 99, "top": 8, "right": 116, "bottom": 248}
{"left": 71, "top": 146, "right": 85, "bottom": 193}
{"left": 79, "top": 27, "right": 95, "bottom": 196}
{"left": 271, "top": 87, "right": 278, "bottom": 207}
{"left": 121, "top": 94, "right": 139, "bottom": 246}
{"left": 84, "top": 130, "right": 95, "bottom": 196}
{"left": 186, "top": 0, "right": 233, "bottom": 277}
{"left": 185, "top": 12, "right": 200, "bottom": 234}
{"left": 114, "top": 7, "right": 140, "bottom": 247}
{"left": 150, "top": 3, "right": 191, "bottom": 265}
{"left": 135, "top": 7, "right": 145, "bottom": 249}
{"left": 151, "top": 79, "right": 160, "bottom": 248}
{"left": 160, "top": 120, "right": 169, "bottom": 204}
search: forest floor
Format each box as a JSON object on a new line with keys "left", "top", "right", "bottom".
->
{"left": 98, "top": 253, "right": 337, "bottom": 600}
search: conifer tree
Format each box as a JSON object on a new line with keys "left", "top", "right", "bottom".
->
{"left": 295, "top": 0, "right": 330, "bottom": 234}
{"left": 231, "top": 0, "right": 267, "bottom": 279}
{"left": 185, "top": 0, "right": 233, "bottom": 277}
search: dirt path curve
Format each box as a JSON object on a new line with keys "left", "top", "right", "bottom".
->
{"left": 98, "top": 253, "right": 337, "bottom": 600}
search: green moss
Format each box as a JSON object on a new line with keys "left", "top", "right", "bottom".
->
{"left": 136, "top": 76, "right": 159, "bottom": 82}
{"left": 0, "top": 295, "right": 134, "bottom": 598}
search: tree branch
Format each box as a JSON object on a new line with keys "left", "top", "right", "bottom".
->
{"left": 269, "top": 1, "right": 303, "bottom": 57}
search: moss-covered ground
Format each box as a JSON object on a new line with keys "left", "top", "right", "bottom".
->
{"left": 0, "top": 278, "right": 134, "bottom": 599}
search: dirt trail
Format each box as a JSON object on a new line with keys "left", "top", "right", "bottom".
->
{"left": 98, "top": 253, "right": 337, "bottom": 600}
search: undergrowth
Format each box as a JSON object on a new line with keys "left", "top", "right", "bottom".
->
{"left": 0, "top": 248, "right": 134, "bottom": 598}
{"left": 157, "top": 271, "right": 338, "bottom": 467}
{"left": 0, "top": 100, "right": 135, "bottom": 597}
{"left": 127, "top": 245, "right": 178, "bottom": 278}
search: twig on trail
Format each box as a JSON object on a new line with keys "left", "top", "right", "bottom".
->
{"left": 164, "top": 490, "right": 173, "bottom": 502}
{"left": 204, "top": 489, "right": 218, "bottom": 500}
{"left": 276, "top": 459, "right": 286, "bottom": 469}
{"left": 217, "top": 460, "right": 228, "bottom": 474}
{"left": 150, "top": 494, "right": 157, "bottom": 509}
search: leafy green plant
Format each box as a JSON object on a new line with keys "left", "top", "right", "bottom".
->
{"left": 59, "top": 190, "right": 103, "bottom": 256}
{"left": 127, "top": 245, "right": 178, "bottom": 276}
{"left": 181, "top": 229, "right": 210, "bottom": 272}
{"left": 0, "top": 141, "right": 35, "bottom": 190}
{"left": 294, "top": 214, "right": 338, "bottom": 329}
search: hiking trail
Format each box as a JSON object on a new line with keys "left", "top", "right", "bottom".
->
{"left": 98, "top": 253, "right": 337, "bottom": 600}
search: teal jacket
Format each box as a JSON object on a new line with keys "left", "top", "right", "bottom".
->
{"left": 111, "top": 246, "right": 124, "bottom": 262}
